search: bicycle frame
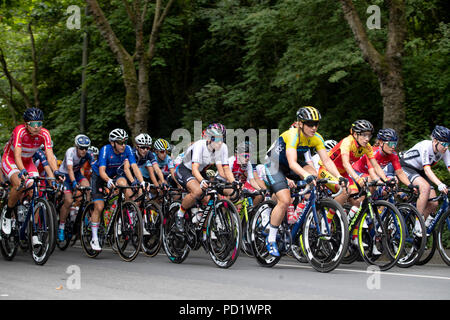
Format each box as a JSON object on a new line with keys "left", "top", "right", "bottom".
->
{"left": 426, "top": 195, "right": 448, "bottom": 235}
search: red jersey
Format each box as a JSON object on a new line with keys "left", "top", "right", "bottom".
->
{"left": 352, "top": 146, "right": 401, "bottom": 174}
{"left": 3, "top": 124, "right": 52, "bottom": 159}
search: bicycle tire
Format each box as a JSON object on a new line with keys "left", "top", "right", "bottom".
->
{"left": 80, "top": 202, "right": 102, "bottom": 258}
{"left": 416, "top": 229, "right": 437, "bottom": 265}
{"left": 240, "top": 208, "right": 254, "bottom": 257}
{"left": 396, "top": 203, "right": 426, "bottom": 268}
{"left": 28, "top": 198, "right": 55, "bottom": 265}
{"left": 358, "top": 200, "right": 406, "bottom": 271}
{"left": 114, "top": 201, "right": 143, "bottom": 262}
{"left": 161, "top": 201, "right": 190, "bottom": 263}
{"left": 249, "top": 200, "right": 281, "bottom": 267}
{"left": 141, "top": 201, "right": 163, "bottom": 257}
{"left": 48, "top": 200, "right": 58, "bottom": 254}
{"left": 436, "top": 209, "right": 450, "bottom": 266}
{"left": 206, "top": 199, "right": 242, "bottom": 268}
{"left": 302, "top": 199, "right": 349, "bottom": 273}
{"left": 341, "top": 204, "right": 361, "bottom": 265}
{"left": 0, "top": 205, "right": 18, "bottom": 261}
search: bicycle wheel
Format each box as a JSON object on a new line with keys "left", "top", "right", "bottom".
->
{"left": 114, "top": 201, "right": 142, "bottom": 262}
{"left": 240, "top": 209, "right": 254, "bottom": 257}
{"left": 416, "top": 229, "right": 437, "bottom": 265}
{"left": 80, "top": 202, "right": 102, "bottom": 258}
{"left": 28, "top": 198, "right": 55, "bottom": 265}
{"left": 302, "top": 199, "right": 349, "bottom": 273}
{"left": 141, "top": 201, "right": 163, "bottom": 257}
{"left": 0, "top": 205, "right": 18, "bottom": 261}
{"left": 48, "top": 201, "right": 58, "bottom": 254}
{"left": 436, "top": 209, "right": 450, "bottom": 266}
{"left": 249, "top": 200, "right": 281, "bottom": 267}
{"left": 396, "top": 203, "right": 426, "bottom": 268}
{"left": 358, "top": 200, "right": 406, "bottom": 271}
{"left": 161, "top": 201, "right": 190, "bottom": 263}
{"left": 341, "top": 205, "right": 361, "bottom": 265}
{"left": 206, "top": 199, "right": 241, "bottom": 268}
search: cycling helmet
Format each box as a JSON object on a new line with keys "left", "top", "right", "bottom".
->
{"left": 324, "top": 140, "right": 337, "bottom": 151}
{"left": 74, "top": 134, "right": 91, "bottom": 148}
{"left": 296, "top": 106, "right": 321, "bottom": 122}
{"left": 23, "top": 107, "right": 44, "bottom": 122}
{"left": 88, "top": 146, "right": 99, "bottom": 156}
{"left": 109, "top": 128, "right": 128, "bottom": 142}
{"left": 351, "top": 120, "right": 374, "bottom": 134}
{"left": 205, "top": 123, "right": 226, "bottom": 140}
{"left": 236, "top": 140, "right": 254, "bottom": 154}
{"left": 134, "top": 133, "right": 152, "bottom": 147}
{"left": 431, "top": 125, "right": 450, "bottom": 143}
{"left": 377, "top": 128, "right": 398, "bottom": 142}
{"left": 154, "top": 138, "right": 170, "bottom": 151}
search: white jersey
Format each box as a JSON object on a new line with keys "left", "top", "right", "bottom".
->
{"left": 311, "top": 153, "right": 320, "bottom": 172}
{"left": 59, "top": 147, "right": 93, "bottom": 174}
{"left": 401, "top": 140, "right": 450, "bottom": 170}
{"left": 182, "top": 140, "right": 229, "bottom": 171}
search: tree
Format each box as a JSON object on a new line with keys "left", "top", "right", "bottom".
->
{"left": 338, "top": 0, "right": 407, "bottom": 143}
{"left": 86, "top": 0, "right": 175, "bottom": 137}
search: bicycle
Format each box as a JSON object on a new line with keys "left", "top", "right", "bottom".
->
{"left": 343, "top": 178, "right": 406, "bottom": 271}
{"left": 0, "top": 176, "right": 56, "bottom": 265}
{"left": 250, "top": 179, "right": 348, "bottom": 273}
{"left": 161, "top": 181, "right": 242, "bottom": 268}
{"left": 80, "top": 185, "right": 143, "bottom": 262}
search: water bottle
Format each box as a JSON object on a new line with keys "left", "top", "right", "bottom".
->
{"left": 425, "top": 215, "right": 434, "bottom": 228}
{"left": 287, "top": 204, "right": 296, "bottom": 224}
{"left": 17, "top": 204, "right": 27, "bottom": 223}
{"left": 70, "top": 207, "right": 78, "bottom": 222}
{"left": 347, "top": 205, "right": 359, "bottom": 223}
{"left": 191, "top": 207, "right": 203, "bottom": 224}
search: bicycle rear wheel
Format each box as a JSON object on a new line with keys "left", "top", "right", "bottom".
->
{"left": 115, "top": 201, "right": 142, "bottom": 262}
{"left": 358, "top": 200, "right": 405, "bottom": 271}
{"left": 302, "top": 199, "right": 349, "bottom": 273}
{"left": 206, "top": 199, "right": 241, "bottom": 268}
{"left": 396, "top": 203, "right": 426, "bottom": 268}
{"left": 161, "top": 201, "right": 190, "bottom": 263}
{"left": 240, "top": 209, "right": 254, "bottom": 257}
{"left": 436, "top": 209, "right": 450, "bottom": 266}
{"left": 141, "top": 201, "right": 163, "bottom": 257}
{"left": 250, "top": 200, "right": 281, "bottom": 267}
{"left": 80, "top": 202, "right": 102, "bottom": 258}
{"left": 28, "top": 198, "right": 55, "bottom": 265}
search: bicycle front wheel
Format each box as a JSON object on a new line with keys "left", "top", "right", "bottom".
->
{"left": 358, "top": 200, "right": 406, "bottom": 271}
{"left": 0, "top": 205, "right": 18, "bottom": 261}
{"left": 302, "top": 199, "right": 349, "bottom": 273}
{"left": 206, "top": 199, "right": 241, "bottom": 268}
{"left": 161, "top": 201, "right": 190, "bottom": 264}
{"left": 28, "top": 198, "right": 55, "bottom": 265}
{"left": 114, "top": 201, "right": 143, "bottom": 262}
{"left": 436, "top": 209, "right": 450, "bottom": 266}
{"left": 80, "top": 202, "right": 102, "bottom": 258}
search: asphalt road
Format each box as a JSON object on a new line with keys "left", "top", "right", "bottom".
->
{"left": 1, "top": 243, "right": 449, "bottom": 301}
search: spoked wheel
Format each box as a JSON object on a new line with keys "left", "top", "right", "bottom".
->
{"left": 250, "top": 200, "right": 281, "bottom": 267}
{"left": 141, "top": 201, "right": 163, "bottom": 257}
{"left": 358, "top": 200, "right": 406, "bottom": 271}
{"left": 80, "top": 202, "right": 102, "bottom": 258}
{"left": 28, "top": 198, "right": 55, "bottom": 265}
{"left": 396, "top": 203, "right": 426, "bottom": 268}
{"left": 436, "top": 209, "right": 450, "bottom": 266}
{"left": 161, "top": 201, "right": 190, "bottom": 264}
{"left": 0, "top": 206, "right": 18, "bottom": 261}
{"left": 114, "top": 201, "right": 143, "bottom": 262}
{"left": 206, "top": 199, "right": 241, "bottom": 268}
{"left": 302, "top": 199, "right": 349, "bottom": 273}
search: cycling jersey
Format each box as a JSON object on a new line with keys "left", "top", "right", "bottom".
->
{"left": 133, "top": 148, "right": 157, "bottom": 179}
{"left": 266, "top": 128, "right": 325, "bottom": 172}
{"left": 352, "top": 146, "right": 401, "bottom": 175}
{"left": 153, "top": 152, "right": 175, "bottom": 178}
{"left": 91, "top": 144, "right": 136, "bottom": 178}
{"left": 229, "top": 155, "right": 254, "bottom": 183}
{"left": 33, "top": 149, "right": 49, "bottom": 177}
{"left": 59, "top": 147, "right": 94, "bottom": 174}
{"left": 327, "top": 135, "right": 374, "bottom": 174}
{"left": 181, "top": 140, "right": 229, "bottom": 171}
{"left": 401, "top": 140, "right": 450, "bottom": 170}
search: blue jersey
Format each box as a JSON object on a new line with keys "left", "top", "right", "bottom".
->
{"left": 133, "top": 148, "right": 157, "bottom": 179}
{"left": 33, "top": 149, "right": 49, "bottom": 168}
{"left": 153, "top": 152, "right": 174, "bottom": 177}
{"left": 92, "top": 144, "right": 136, "bottom": 178}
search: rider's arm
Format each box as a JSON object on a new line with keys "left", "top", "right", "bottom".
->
{"left": 44, "top": 148, "right": 58, "bottom": 174}
{"left": 122, "top": 160, "right": 135, "bottom": 183}
{"left": 67, "top": 164, "right": 76, "bottom": 184}
{"left": 341, "top": 152, "right": 361, "bottom": 182}
{"left": 99, "top": 166, "right": 111, "bottom": 183}
{"left": 192, "top": 162, "right": 205, "bottom": 183}
{"left": 368, "top": 158, "right": 388, "bottom": 182}
{"left": 395, "top": 169, "right": 412, "bottom": 186}
{"left": 13, "top": 146, "right": 26, "bottom": 172}
{"left": 286, "top": 148, "right": 312, "bottom": 179}
{"left": 423, "top": 165, "right": 446, "bottom": 188}
{"left": 221, "top": 164, "right": 235, "bottom": 183}
{"left": 317, "top": 148, "right": 342, "bottom": 178}
{"left": 147, "top": 165, "right": 160, "bottom": 187}
{"left": 131, "top": 162, "right": 145, "bottom": 184}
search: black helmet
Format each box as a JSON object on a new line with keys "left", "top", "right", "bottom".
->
{"left": 351, "top": 120, "right": 374, "bottom": 134}
{"left": 23, "top": 107, "right": 44, "bottom": 122}
{"left": 296, "top": 106, "right": 321, "bottom": 122}
{"left": 432, "top": 125, "right": 450, "bottom": 143}
{"left": 377, "top": 128, "right": 398, "bottom": 142}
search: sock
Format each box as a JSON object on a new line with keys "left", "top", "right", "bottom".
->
{"left": 177, "top": 206, "right": 186, "bottom": 218}
{"left": 327, "top": 209, "right": 336, "bottom": 224}
{"left": 352, "top": 226, "right": 358, "bottom": 240}
{"left": 268, "top": 224, "right": 279, "bottom": 243}
{"left": 91, "top": 222, "right": 99, "bottom": 241}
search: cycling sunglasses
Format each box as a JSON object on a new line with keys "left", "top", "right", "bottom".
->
{"left": 302, "top": 121, "right": 320, "bottom": 128}
{"left": 385, "top": 141, "right": 398, "bottom": 148}
{"left": 78, "top": 146, "right": 88, "bottom": 151}
{"left": 440, "top": 141, "right": 449, "bottom": 148}
{"left": 210, "top": 136, "right": 223, "bottom": 142}
{"left": 115, "top": 140, "right": 127, "bottom": 146}
{"left": 138, "top": 146, "right": 150, "bottom": 150}
{"left": 238, "top": 153, "right": 250, "bottom": 159}
{"left": 27, "top": 121, "right": 43, "bottom": 128}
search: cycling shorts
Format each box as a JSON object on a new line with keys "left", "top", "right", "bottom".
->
{"left": 318, "top": 166, "right": 359, "bottom": 194}
{"left": 264, "top": 162, "right": 303, "bottom": 194}
{"left": 63, "top": 171, "right": 88, "bottom": 193}
{"left": 174, "top": 163, "right": 197, "bottom": 189}
{"left": 1, "top": 154, "right": 39, "bottom": 180}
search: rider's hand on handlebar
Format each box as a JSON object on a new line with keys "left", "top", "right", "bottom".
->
{"left": 107, "top": 179, "right": 115, "bottom": 190}
{"left": 305, "top": 175, "right": 317, "bottom": 185}
{"left": 200, "top": 179, "right": 209, "bottom": 190}
{"left": 338, "top": 176, "right": 348, "bottom": 188}
{"left": 18, "top": 169, "right": 28, "bottom": 180}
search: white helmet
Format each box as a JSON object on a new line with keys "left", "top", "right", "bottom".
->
{"left": 75, "top": 134, "right": 91, "bottom": 148}
{"left": 109, "top": 128, "right": 128, "bottom": 142}
{"left": 135, "top": 133, "right": 152, "bottom": 147}
{"left": 324, "top": 139, "right": 337, "bottom": 151}
{"left": 88, "top": 146, "right": 99, "bottom": 156}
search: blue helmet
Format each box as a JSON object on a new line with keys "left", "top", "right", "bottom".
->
{"left": 74, "top": 134, "right": 91, "bottom": 148}
{"left": 377, "top": 128, "right": 398, "bottom": 142}
{"left": 432, "top": 125, "right": 450, "bottom": 143}
{"left": 23, "top": 107, "right": 44, "bottom": 122}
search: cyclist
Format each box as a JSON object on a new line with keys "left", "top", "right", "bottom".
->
{"left": 89, "top": 128, "right": 147, "bottom": 251}
{"left": 57, "top": 134, "right": 95, "bottom": 241}
{"left": 399, "top": 125, "right": 450, "bottom": 224}
{"left": 264, "top": 106, "right": 345, "bottom": 256}
{"left": 310, "top": 139, "right": 337, "bottom": 171}
{"left": 81, "top": 146, "right": 99, "bottom": 182}
{"left": 1, "top": 107, "right": 63, "bottom": 238}
{"left": 153, "top": 138, "right": 181, "bottom": 188}
{"left": 174, "top": 123, "right": 236, "bottom": 232}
